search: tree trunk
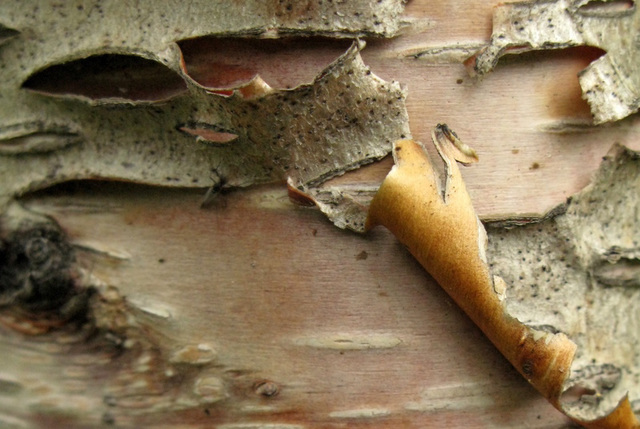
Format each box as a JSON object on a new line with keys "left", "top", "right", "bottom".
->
{"left": 1, "top": 1, "right": 639, "bottom": 428}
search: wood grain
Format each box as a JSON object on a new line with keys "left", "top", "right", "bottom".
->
{"left": 21, "top": 183, "right": 573, "bottom": 428}
{"left": 4, "top": 0, "right": 639, "bottom": 427}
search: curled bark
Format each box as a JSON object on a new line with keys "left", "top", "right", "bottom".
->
{"left": 365, "top": 126, "right": 640, "bottom": 428}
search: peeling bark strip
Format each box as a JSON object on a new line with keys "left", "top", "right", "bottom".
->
{"left": 0, "top": 41, "right": 408, "bottom": 225}
{"left": 470, "top": 0, "right": 640, "bottom": 124}
{"left": 365, "top": 128, "right": 640, "bottom": 427}
{"left": 0, "top": 0, "right": 410, "bottom": 229}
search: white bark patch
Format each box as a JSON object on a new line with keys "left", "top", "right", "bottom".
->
{"left": 404, "top": 383, "right": 496, "bottom": 412}
{"left": 217, "top": 425, "right": 305, "bottom": 429}
{"left": 293, "top": 332, "right": 403, "bottom": 350}
{"left": 170, "top": 344, "right": 218, "bottom": 365}
{"left": 193, "top": 376, "right": 227, "bottom": 404}
{"left": 329, "top": 408, "right": 392, "bottom": 419}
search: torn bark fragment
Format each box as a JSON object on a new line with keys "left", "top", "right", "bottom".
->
{"left": 365, "top": 127, "right": 639, "bottom": 427}
{"left": 470, "top": 0, "right": 640, "bottom": 124}
{"left": 290, "top": 180, "right": 380, "bottom": 231}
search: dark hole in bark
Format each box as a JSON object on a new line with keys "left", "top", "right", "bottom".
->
{"left": 0, "top": 224, "right": 76, "bottom": 311}
{"left": 578, "top": 0, "right": 635, "bottom": 14}
{"left": 499, "top": 45, "right": 607, "bottom": 68}
{"left": 22, "top": 54, "right": 187, "bottom": 101}
{"left": 178, "top": 36, "right": 351, "bottom": 91}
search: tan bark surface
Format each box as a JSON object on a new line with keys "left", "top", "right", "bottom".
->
{"left": 1, "top": 1, "right": 639, "bottom": 428}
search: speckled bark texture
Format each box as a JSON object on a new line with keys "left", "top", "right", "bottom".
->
{"left": 487, "top": 144, "right": 640, "bottom": 424}
{"left": 0, "top": 1, "right": 409, "bottom": 226}
{"left": 2, "top": 1, "right": 640, "bottom": 428}
{"left": 471, "top": 0, "right": 640, "bottom": 124}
